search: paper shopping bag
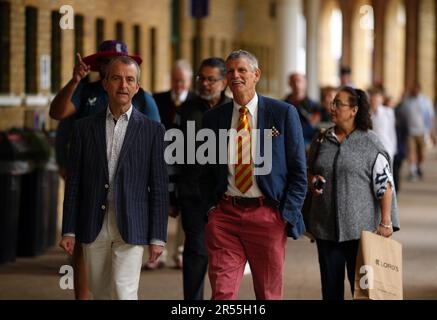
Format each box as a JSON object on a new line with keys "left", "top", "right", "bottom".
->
{"left": 354, "top": 231, "right": 403, "bottom": 300}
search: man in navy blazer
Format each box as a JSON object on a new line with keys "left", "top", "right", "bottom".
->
{"left": 200, "top": 50, "right": 307, "bottom": 300}
{"left": 60, "top": 56, "right": 169, "bottom": 299}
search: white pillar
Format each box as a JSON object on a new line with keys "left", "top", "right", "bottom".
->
{"left": 275, "top": 0, "right": 304, "bottom": 98}
{"left": 306, "top": 0, "right": 320, "bottom": 102}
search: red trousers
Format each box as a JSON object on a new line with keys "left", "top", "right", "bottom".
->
{"left": 205, "top": 197, "right": 287, "bottom": 300}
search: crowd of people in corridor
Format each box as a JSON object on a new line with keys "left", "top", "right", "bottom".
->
{"left": 52, "top": 39, "right": 436, "bottom": 301}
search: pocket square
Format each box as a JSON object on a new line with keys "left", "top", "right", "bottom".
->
{"left": 271, "top": 126, "right": 281, "bottom": 137}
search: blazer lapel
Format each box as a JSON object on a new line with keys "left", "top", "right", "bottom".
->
{"left": 116, "top": 108, "right": 141, "bottom": 171}
{"left": 256, "top": 95, "right": 271, "bottom": 161}
{"left": 93, "top": 110, "right": 109, "bottom": 180}
{"left": 219, "top": 102, "right": 233, "bottom": 177}
{"left": 219, "top": 102, "right": 233, "bottom": 131}
{"left": 255, "top": 96, "right": 273, "bottom": 182}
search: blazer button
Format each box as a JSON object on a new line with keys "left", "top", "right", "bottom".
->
{"left": 101, "top": 205, "right": 106, "bottom": 210}
{"left": 104, "top": 184, "right": 109, "bottom": 189}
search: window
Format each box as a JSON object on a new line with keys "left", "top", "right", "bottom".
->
{"left": 74, "top": 15, "right": 84, "bottom": 57}
{"left": 95, "top": 18, "right": 105, "bottom": 50}
{"left": 115, "top": 22, "right": 124, "bottom": 42}
{"left": 25, "top": 6, "right": 38, "bottom": 94}
{"left": 269, "top": 1, "right": 277, "bottom": 19}
{"left": 221, "top": 39, "right": 227, "bottom": 59}
{"left": 133, "top": 24, "right": 141, "bottom": 55}
{"left": 209, "top": 37, "right": 215, "bottom": 56}
{"left": 51, "top": 10, "right": 62, "bottom": 93}
{"left": 0, "top": 1, "right": 11, "bottom": 93}
{"left": 171, "top": 0, "right": 181, "bottom": 60}
{"left": 149, "top": 27, "right": 157, "bottom": 92}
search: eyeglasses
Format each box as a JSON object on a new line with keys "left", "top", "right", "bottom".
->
{"left": 330, "top": 100, "right": 353, "bottom": 109}
{"left": 196, "top": 75, "right": 223, "bottom": 85}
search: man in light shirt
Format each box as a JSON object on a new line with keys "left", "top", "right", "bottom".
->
{"left": 60, "top": 56, "right": 168, "bottom": 299}
{"left": 369, "top": 87, "right": 397, "bottom": 162}
{"left": 399, "top": 83, "right": 435, "bottom": 180}
{"left": 200, "top": 50, "right": 307, "bottom": 300}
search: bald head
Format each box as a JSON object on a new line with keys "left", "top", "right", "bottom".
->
{"left": 289, "top": 73, "right": 307, "bottom": 98}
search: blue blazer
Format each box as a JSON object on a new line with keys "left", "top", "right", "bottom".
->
{"left": 62, "top": 107, "right": 169, "bottom": 245}
{"left": 200, "top": 95, "right": 308, "bottom": 239}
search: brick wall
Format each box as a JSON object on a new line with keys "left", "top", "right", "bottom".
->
{"left": 0, "top": 0, "right": 171, "bottom": 131}
{"left": 1, "top": 0, "right": 436, "bottom": 132}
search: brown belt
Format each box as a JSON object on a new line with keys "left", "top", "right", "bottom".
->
{"left": 223, "top": 195, "right": 279, "bottom": 209}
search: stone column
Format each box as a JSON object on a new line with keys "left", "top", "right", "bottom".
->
{"left": 404, "top": 0, "right": 419, "bottom": 90}
{"left": 339, "top": 0, "right": 353, "bottom": 68}
{"left": 275, "top": 0, "right": 304, "bottom": 98}
{"left": 305, "top": 0, "right": 320, "bottom": 101}
{"left": 372, "top": 0, "right": 387, "bottom": 85}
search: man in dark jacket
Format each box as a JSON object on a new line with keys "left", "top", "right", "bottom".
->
{"left": 284, "top": 73, "right": 321, "bottom": 150}
{"left": 151, "top": 60, "right": 195, "bottom": 269}
{"left": 51, "top": 40, "right": 160, "bottom": 300}
{"left": 178, "top": 57, "right": 231, "bottom": 300}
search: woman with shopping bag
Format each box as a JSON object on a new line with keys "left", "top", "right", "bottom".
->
{"left": 303, "top": 86, "right": 400, "bottom": 300}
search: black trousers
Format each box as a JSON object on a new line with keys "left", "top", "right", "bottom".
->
{"left": 393, "top": 154, "right": 404, "bottom": 192}
{"left": 315, "top": 239, "right": 359, "bottom": 300}
{"left": 180, "top": 203, "right": 208, "bottom": 300}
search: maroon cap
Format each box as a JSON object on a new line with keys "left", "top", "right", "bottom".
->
{"left": 82, "top": 40, "right": 142, "bottom": 71}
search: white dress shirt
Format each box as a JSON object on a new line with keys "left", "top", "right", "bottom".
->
{"left": 402, "top": 94, "right": 434, "bottom": 136}
{"left": 106, "top": 106, "right": 165, "bottom": 246}
{"left": 371, "top": 105, "right": 397, "bottom": 160}
{"left": 226, "top": 94, "right": 264, "bottom": 198}
{"left": 171, "top": 90, "right": 189, "bottom": 106}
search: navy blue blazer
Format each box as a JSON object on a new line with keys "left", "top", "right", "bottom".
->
{"left": 200, "top": 95, "right": 308, "bottom": 239}
{"left": 62, "top": 107, "right": 169, "bottom": 245}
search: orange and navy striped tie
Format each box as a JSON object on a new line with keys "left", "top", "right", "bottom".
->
{"left": 235, "top": 106, "right": 253, "bottom": 193}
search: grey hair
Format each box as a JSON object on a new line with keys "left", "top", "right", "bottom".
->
{"left": 172, "top": 59, "right": 193, "bottom": 78}
{"left": 105, "top": 55, "right": 141, "bottom": 83}
{"left": 225, "top": 50, "right": 259, "bottom": 71}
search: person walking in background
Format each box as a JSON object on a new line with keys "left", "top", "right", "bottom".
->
{"left": 393, "top": 99, "right": 409, "bottom": 192}
{"left": 59, "top": 56, "right": 169, "bottom": 300}
{"left": 201, "top": 50, "right": 307, "bottom": 300}
{"left": 178, "top": 57, "right": 230, "bottom": 300}
{"left": 50, "top": 40, "right": 159, "bottom": 122}
{"left": 150, "top": 60, "right": 196, "bottom": 270}
{"left": 339, "top": 66, "right": 355, "bottom": 88}
{"left": 399, "top": 83, "right": 435, "bottom": 181}
{"left": 319, "top": 86, "right": 337, "bottom": 125}
{"left": 369, "top": 86, "right": 397, "bottom": 163}
{"left": 304, "top": 87, "right": 400, "bottom": 300}
{"left": 50, "top": 40, "right": 160, "bottom": 300}
{"left": 284, "top": 73, "right": 321, "bottom": 151}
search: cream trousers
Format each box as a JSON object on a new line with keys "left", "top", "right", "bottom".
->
{"left": 82, "top": 207, "right": 144, "bottom": 300}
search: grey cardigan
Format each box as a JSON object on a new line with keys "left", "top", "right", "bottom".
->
{"left": 304, "top": 128, "right": 400, "bottom": 242}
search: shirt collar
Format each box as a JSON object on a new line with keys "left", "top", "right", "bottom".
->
{"left": 233, "top": 93, "right": 258, "bottom": 117}
{"left": 106, "top": 104, "right": 133, "bottom": 122}
{"left": 171, "top": 90, "right": 189, "bottom": 103}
